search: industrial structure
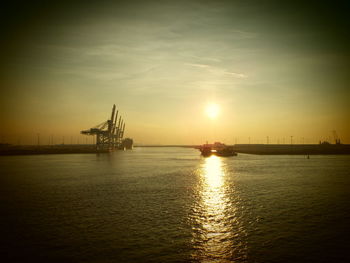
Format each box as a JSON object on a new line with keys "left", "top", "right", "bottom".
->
{"left": 81, "top": 104, "right": 129, "bottom": 151}
{"left": 333, "top": 130, "right": 341, "bottom": 145}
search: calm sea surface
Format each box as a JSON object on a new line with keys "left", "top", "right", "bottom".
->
{"left": 1, "top": 148, "right": 350, "bottom": 262}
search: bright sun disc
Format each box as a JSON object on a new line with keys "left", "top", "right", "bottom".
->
{"left": 206, "top": 103, "right": 220, "bottom": 119}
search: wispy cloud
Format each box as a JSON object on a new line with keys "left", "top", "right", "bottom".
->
{"left": 224, "top": 71, "right": 247, "bottom": 78}
{"left": 186, "top": 63, "right": 211, "bottom": 69}
{"left": 185, "top": 63, "right": 247, "bottom": 79}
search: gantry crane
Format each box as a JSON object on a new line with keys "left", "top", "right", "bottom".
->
{"left": 332, "top": 130, "right": 341, "bottom": 145}
{"left": 81, "top": 104, "right": 126, "bottom": 151}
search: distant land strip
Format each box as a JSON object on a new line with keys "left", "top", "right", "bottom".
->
{"left": 0, "top": 144, "right": 350, "bottom": 155}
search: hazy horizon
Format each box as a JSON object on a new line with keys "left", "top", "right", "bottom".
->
{"left": 1, "top": 0, "right": 349, "bottom": 145}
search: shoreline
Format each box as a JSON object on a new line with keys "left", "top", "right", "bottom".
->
{"left": 1, "top": 144, "right": 350, "bottom": 156}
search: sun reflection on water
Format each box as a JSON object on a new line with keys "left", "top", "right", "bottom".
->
{"left": 191, "top": 155, "right": 246, "bottom": 262}
{"left": 204, "top": 155, "right": 224, "bottom": 188}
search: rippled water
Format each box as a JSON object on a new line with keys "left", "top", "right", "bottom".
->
{"left": 1, "top": 148, "right": 350, "bottom": 262}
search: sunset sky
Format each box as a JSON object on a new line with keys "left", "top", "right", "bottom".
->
{"left": 1, "top": 0, "right": 349, "bottom": 145}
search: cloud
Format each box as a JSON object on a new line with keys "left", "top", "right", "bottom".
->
{"left": 186, "top": 63, "right": 211, "bottom": 69}
{"left": 185, "top": 63, "right": 247, "bottom": 79}
{"left": 224, "top": 71, "right": 247, "bottom": 78}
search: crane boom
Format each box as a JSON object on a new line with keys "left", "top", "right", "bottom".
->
{"left": 80, "top": 104, "right": 129, "bottom": 151}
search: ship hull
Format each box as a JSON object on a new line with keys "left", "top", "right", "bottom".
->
{"left": 199, "top": 142, "right": 238, "bottom": 157}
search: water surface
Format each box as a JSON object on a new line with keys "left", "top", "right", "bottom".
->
{"left": 1, "top": 148, "right": 349, "bottom": 262}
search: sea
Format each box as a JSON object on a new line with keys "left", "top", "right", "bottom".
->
{"left": 0, "top": 147, "right": 349, "bottom": 262}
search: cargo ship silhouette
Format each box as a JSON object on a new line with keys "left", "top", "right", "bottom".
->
{"left": 197, "top": 142, "right": 238, "bottom": 157}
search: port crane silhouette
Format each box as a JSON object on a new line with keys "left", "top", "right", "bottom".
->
{"left": 81, "top": 104, "right": 125, "bottom": 150}
{"left": 333, "top": 130, "right": 341, "bottom": 145}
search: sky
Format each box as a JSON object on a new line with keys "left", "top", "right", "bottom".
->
{"left": 1, "top": 0, "right": 349, "bottom": 145}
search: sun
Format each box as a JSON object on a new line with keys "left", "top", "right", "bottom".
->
{"left": 206, "top": 103, "right": 220, "bottom": 119}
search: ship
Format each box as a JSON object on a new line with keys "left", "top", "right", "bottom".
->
{"left": 120, "top": 138, "right": 133, "bottom": 150}
{"left": 198, "top": 142, "right": 237, "bottom": 157}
